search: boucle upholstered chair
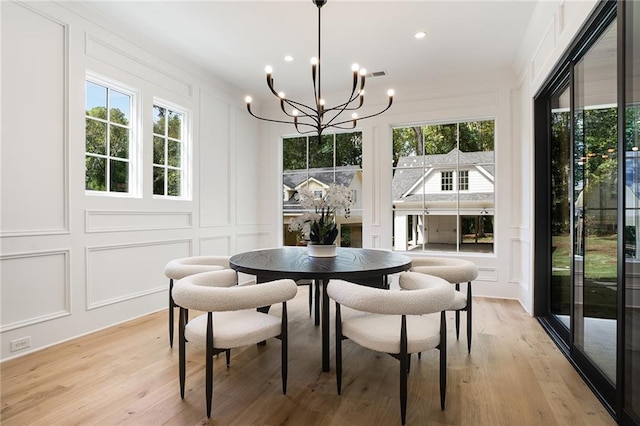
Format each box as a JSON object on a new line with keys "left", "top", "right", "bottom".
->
{"left": 164, "top": 256, "right": 232, "bottom": 347}
{"left": 410, "top": 257, "right": 478, "bottom": 353}
{"left": 327, "top": 271, "right": 455, "bottom": 425}
{"left": 172, "top": 269, "right": 297, "bottom": 418}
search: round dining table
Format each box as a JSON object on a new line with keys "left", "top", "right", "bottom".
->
{"left": 229, "top": 246, "right": 412, "bottom": 372}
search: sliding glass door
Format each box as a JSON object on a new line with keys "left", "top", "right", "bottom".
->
{"left": 573, "top": 19, "right": 618, "bottom": 385}
{"left": 624, "top": 0, "right": 640, "bottom": 422}
{"left": 536, "top": 2, "right": 640, "bottom": 423}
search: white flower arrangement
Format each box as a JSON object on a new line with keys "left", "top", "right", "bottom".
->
{"left": 288, "top": 183, "right": 353, "bottom": 245}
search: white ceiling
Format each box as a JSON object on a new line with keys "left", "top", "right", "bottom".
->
{"left": 76, "top": 0, "right": 539, "bottom": 102}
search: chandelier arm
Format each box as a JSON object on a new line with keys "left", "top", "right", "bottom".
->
{"left": 266, "top": 75, "right": 280, "bottom": 98}
{"left": 322, "top": 79, "right": 363, "bottom": 113}
{"left": 321, "top": 95, "right": 364, "bottom": 127}
{"left": 294, "top": 122, "right": 323, "bottom": 135}
{"left": 328, "top": 97, "right": 394, "bottom": 127}
{"left": 246, "top": 105, "right": 318, "bottom": 129}
{"left": 323, "top": 122, "right": 357, "bottom": 131}
{"left": 282, "top": 98, "right": 319, "bottom": 118}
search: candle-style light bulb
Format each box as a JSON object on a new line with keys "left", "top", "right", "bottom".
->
{"left": 351, "top": 63, "right": 359, "bottom": 72}
{"left": 265, "top": 65, "right": 273, "bottom": 75}
{"left": 387, "top": 89, "right": 395, "bottom": 97}
{"left": 278, "top": 92, "right": 286, "bottom": 99}
{"left": 245, "top": 96, "right": 252, "bottom": 104}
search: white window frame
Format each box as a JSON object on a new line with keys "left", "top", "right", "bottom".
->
{"left": 152, "top": 99, "right": 191, "bottom": 200}
{"left": 391, "top": 119, "right": 495, "bottom": 254}
{"left": 85, "top": 73, "right": 141, "bottom": 197}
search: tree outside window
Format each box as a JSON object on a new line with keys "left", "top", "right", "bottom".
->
{"left": 85, "top": 79, "right": 133, "bottom": 193}
{"left": 153, "top": 104, "right": 185, "bottom": 197}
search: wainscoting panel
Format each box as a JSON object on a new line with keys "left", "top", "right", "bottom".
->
{"left": 236, "top": 232, "right": 270, "bottom": 253}
{"left": 85, "top": 210, "right": 192, "bottom": 233}
{"left": 531, "top": 20, "right": 556, "bottom": 84}
{"left": 1, "top": 2, "right": 68, "bottom": 236}
{"left": 477, "top": 266, "right": 498, "bottom": 282}
{"left": 86, "top": 239, "right": 191, "bottom": 309}
{"left": 199, "top": 235, "right": 232, "bottom": 256}
{"left": 235, "top": 113, "right": 261, "bottom": 226}
{"left": 0, "top": 250, "right": 70, "bottom": 332}
{"left": 199, "top": 92, "right": 231, "bottom": 228}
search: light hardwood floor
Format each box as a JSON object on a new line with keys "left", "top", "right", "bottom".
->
{"left": 1, "top": 286, "right": 615, "bottom": 425}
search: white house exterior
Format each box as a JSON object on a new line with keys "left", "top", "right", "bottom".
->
{"left": 392, "top": 149, "right": 494, "bottom": 252}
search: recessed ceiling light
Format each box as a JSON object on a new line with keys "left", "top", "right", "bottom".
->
{"left": 284, "top": 55, "right": 293, "bottom": 62}
{"left": 414, "top": 31, "right": 426, "bottom": 39}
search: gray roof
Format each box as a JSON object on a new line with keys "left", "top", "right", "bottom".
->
{"left": 283, "top": 166, "right": 359, "bottom": 213}
{"left": 283, "top": 166, "right": 358, "bottom": 190}
{"left": 392, "top": 149, "right": 494, "bottom": 202}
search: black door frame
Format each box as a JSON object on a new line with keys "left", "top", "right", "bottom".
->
{"left": 533, "top": 1, "right": 635, "bottom": 423}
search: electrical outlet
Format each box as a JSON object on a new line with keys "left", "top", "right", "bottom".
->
{"left": 10, "top": 336, "right": 31, "bottom": 352}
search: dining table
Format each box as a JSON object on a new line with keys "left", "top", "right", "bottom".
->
{"left": 229, "top": 246, "right": 412, "bottom": 372}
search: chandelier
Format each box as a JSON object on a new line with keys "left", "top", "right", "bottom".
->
{"left": 244, "top": 0, "right": 394, "bottom": 137}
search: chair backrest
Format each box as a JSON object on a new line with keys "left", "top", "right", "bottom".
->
{"left": 173, "top": 270, "right": 297, "bottom": 312}
{"left": 327, "top": 272, "right": 454, "bottom": 316}
{"left": 410, "top": 257, "right": 478, "bottom": 283}
{"left": 164, "top": 255, "right": 231, "bottom": 280}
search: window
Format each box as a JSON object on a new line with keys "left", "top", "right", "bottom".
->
{"left": 85, "top": 77, "right": 135, "bottom": 194}
{"left": 153, "top": 103, "right": 187, "bottom": 197}
{"left": 392, "top": 120, "right": 495, "bottom": 253}
{"left": 441, "top": 171, "right": 453, "bottom": 191}
{"left": 282, "top": 131, "right": 362, "bottom": 247}
{"left": 459, "top": 170, "right": 469, "bottom": 190}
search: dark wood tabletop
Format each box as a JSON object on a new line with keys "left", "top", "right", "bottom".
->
{"left": 229, "top": 246, "right": 411, "bottom": 281}
{"left": 229, "top": 247, "right": 412, "bottom": 371}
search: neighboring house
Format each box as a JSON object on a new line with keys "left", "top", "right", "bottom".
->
{"left": 282, "top": 167, "right": 363, "bottom": 247}
{"left": 392, "top": 148, "right": 495, "bottom": 251}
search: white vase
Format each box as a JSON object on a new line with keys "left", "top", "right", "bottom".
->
{"left": 307, "top": 243, "right": 337, "bottom": 257}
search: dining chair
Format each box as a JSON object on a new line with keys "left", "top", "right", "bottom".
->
{"left": 164, "top": 255, "right": 233, "bottom": 347}
{"left": 327, "top": 271, "right": 455, "bottom": 425}
{"left": 410, "top": 257, "right": 478, "bottom": 353}
{"left": 172, "top": 269, "right": 298, "bottom": 418}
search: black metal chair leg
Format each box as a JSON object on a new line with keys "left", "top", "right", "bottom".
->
{"left": 225, "top": 349, "right": 231, "bottom": 367}
{"left": 455, "top": 282, "right": 460, "bottom": 340}
{"left": 440, "top": 311, "right": 447, "bottom": 410}
{"left": 336, "top": 303, "right": 342, "bottom": 395}
{"left": 206, "top": 313, "right": 214, "bottom": 418}
{"left": 467, "top": 281, "right": 472, "bottom": 353}
{"left": 308, "top": 281, "right": 313, "bottom": 316}
{"left": 178, "top": 307, "right": 186, "bottom": 399}
{"left": 282, "top": 302, "right": 288, "bottom": 394}
{"left": 169, "top": 278, "right": 174, "bottom": 347}
{"left": 400, "top": 315, "right": 408, "bottom": 425}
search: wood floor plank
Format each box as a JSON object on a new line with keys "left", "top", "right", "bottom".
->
{"left": 0, "top": 287, "right": 615, "bottom": 425}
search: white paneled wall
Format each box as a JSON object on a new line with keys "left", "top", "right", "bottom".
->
{"left": 0, "top": 1, "right": 265, "bottom": 361}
